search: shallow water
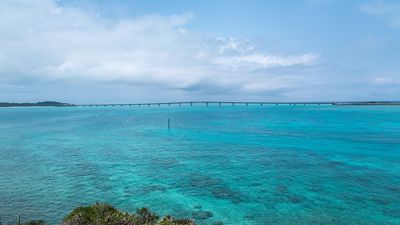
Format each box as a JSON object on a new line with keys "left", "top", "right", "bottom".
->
{"left": 0, "top": 105, "right": 399, "bottom": 225}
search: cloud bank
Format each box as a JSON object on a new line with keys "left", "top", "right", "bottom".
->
{"left": 0, "top": 0, "right": 326, "bottom": 103}
{"left": 3, "top": 0, "right": 398, "bottom": 103}
{"left": 360, "top": 0, "right": 400, "bottom": 27}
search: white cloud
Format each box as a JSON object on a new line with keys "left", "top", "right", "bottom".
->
{"left": 360, "top": 1, "right": 393, "bottom": 15}
{"left": 360, "top": 0, "right": 400, "bottom": 27}
{"left": 214, "top": 53, "right": 318, "bottom": 70}
{"left": 0, "top": 0, "right": 319, "bottom": 102}
{"left": 216, "top": 37, "right": 254, "bottom": 54}
{"left": 372, "top": 76, "right": 397, "bottom": 85}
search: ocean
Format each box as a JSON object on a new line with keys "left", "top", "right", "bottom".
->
{"left": 0, "top": 105, "right": 399, "bottom": 225}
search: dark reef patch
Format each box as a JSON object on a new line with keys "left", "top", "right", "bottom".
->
{"left": 372, "top": 198, "right": 391, "bottom": 206}
{"left": 150, "top": 157, "right": 180, "bottom": 169}
{"left": 324, "top": 161, "right": 346, "bottom": 169}
{"left": 193, "top": 204, "right": 202, "bottom": 209}
{"left": 176, "top": 173, "right": 248, "bottom": 203}
{"left": 189, "top": 174, "right": 220, "bottom": 188}
{"left": 211, "top": 187, "right": 243, "bottom": 203}
{"left": 287, "top": 195, "right": 306, "bottom": 204}
{"left": 386, "top": 185, "right": 400, "bottom": 193}
{"left": 124, "top": 184, "right": 167, "bottom": 196}
{"left": 192, "top": 210, "right": 213, "bottom": 220}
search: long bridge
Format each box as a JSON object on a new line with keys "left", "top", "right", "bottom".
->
{"left": 77, "top": 101, "right": 400, "bottom": 107}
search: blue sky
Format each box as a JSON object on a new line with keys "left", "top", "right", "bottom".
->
{"left": 0, "top": 0, "right": 399, "bottom": 103}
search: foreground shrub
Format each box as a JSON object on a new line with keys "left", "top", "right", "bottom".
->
{"left": 63, "top": 202, "right": 194, "bottom": 225}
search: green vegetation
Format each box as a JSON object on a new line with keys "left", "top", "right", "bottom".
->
{"left": 64, "top": 203, "right": 194, "bottom": 225}
{"left": 2, "top": 203, "right": 194, "bottom": 225}
{"left": 0, "top": 101, "right": 75, "bottom": 107}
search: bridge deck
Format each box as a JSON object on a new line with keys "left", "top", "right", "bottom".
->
{"left": 77, "top": 101, "right": 400, "bottom": 107}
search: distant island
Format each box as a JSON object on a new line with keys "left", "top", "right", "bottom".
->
{"left": 0, "top": 101, "right": 75, "bottom": 107}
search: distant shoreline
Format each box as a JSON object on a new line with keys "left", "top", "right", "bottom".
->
{"left": 0, "top": 101, "right": 76, "bottom": 107}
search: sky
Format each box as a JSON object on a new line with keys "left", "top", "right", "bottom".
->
{"left": 0, "top": 0, "right": 399, "bottom": 104}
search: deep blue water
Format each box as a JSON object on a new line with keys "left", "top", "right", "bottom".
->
{"left": 0, "top": 105, "right": 399, "bottom": 225}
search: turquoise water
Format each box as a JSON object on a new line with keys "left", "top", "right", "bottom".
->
{"left": 0, "top": 105, "right": 399, "bottom": 225}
